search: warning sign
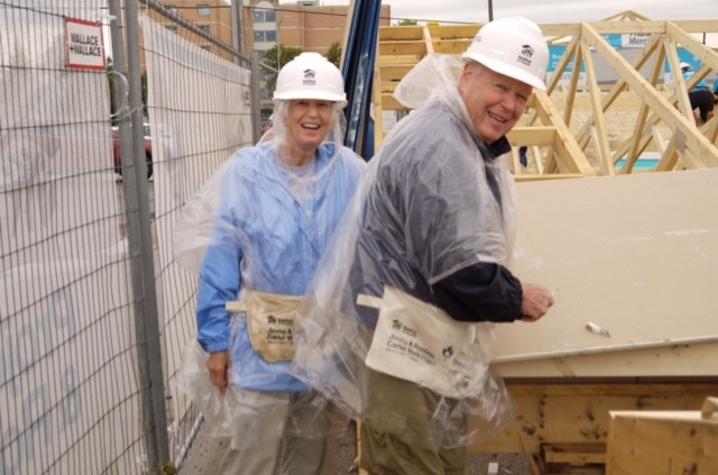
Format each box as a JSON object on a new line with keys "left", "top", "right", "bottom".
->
{"left": 65, "top": 18, "right": 106, "bottom": 71}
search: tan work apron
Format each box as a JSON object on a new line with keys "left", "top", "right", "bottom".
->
{"left": 360, "top": 287, "right": 489, "bottom": 399}
{"left": 226, "top": 290, "right": 302, "bottom": 364}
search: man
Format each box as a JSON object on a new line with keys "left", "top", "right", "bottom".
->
{"left": 682, "top": 62, "right": 715, "bottom": 125}
{"left": 291, "top": 16, "right": 554, "bottom": 475}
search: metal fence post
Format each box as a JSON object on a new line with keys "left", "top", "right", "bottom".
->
{"left": 232, "top": 0, "right": 261, "bottom": 142}
{"left": 231, "top": 0, "right": 245, "bottom": 55}
{"left": 250, "top": 57, "right": 262, "bottom": 143}
{"left": 110, "top": 0, "right": 170, "bottom": 471}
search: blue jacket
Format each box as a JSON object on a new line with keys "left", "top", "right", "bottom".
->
{"left": 196, "top": 142, "right": 364, "bottom": 391}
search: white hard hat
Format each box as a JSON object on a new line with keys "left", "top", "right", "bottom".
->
{"left": 273, "top": 52, "right": 347, "bottom": 106}
{"left": 680, "top": 62, "right": 691, "bottom": 71}
{"left": 462, "top": 16, "right": 549, "bottom": 91}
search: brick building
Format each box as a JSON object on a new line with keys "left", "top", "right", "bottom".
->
{"left": 157, "top": 1, "right": 391, "bottom": 121}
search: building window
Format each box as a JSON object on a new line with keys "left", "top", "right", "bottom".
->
{"left": 165, "top": 25, "right": 177, "bottom": 33}
{"left": 198, "top": 25, "right": 210, "bottom": 35}
{"left": 200, "top": 45, "right": 211, "bottom": 51}
{"left": 197, "top": 5, "right": 210, "bottom": 15}
{"left": 254, "top": 30, "right": 277, "bottom": 43}
{"left": 253, "top": 9, "right": 276, "bottom": 23}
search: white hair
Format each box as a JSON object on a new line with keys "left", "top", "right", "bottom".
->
{"left": 269, "top": 100, "right": 346, "bottom": 153}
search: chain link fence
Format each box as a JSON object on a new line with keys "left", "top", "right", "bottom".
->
{"left": 1, "top": 0, "right": 256, "bottom": 472}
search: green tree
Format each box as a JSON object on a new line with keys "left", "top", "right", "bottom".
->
{"left": 325, "top": 41, "right": 342, "bottom": 68}
{"left": 397, "top": 19, "right": 417, "bottom": 26}
{"left": 263, "top": 44, "right": 303, "bottom": 95}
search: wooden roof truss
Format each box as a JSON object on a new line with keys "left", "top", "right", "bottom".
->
{"left": 373, "top": 12, "right": 718, "bottom": 180}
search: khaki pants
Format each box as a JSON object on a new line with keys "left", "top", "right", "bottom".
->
{"left": 218, "top": 393, "right": 327, "bottom": 475}
{"left": 359, "top": 369, "right": 467, "bottom": 475}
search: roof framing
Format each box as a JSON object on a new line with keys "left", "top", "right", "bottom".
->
{"left": 374, "top": 11, "right": 718, "bottom": 179}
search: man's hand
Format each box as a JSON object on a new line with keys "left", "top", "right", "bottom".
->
{"left": 520, "top": 283, "right": 554, "bottom": 322}
{"left": 207, "top": 351, "right": 230, "bottom": 395}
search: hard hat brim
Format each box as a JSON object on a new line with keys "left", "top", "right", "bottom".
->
{"left": 273, "top": 90, "right": 348, "bottom": 108}
{"left": 463, "top": 53, "right": 547, "bottom": 91}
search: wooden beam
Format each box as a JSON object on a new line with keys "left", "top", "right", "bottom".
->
{"left": 427, "top": 24, "right": 480, "bottom": 40}
{"left": 581, "top": 22, "right": 718, "bottom": 168}
{"left": 422, "top": 25, "right": 435, "bottom": 55}
{"left": 546, "top": 35, "right": 579, "bottom": 95}
{"left": 515, "top": 174, "right": 584, "bottom": 182}
{"left": 666, "top": 21, "right": 718, "bottom": 72}
{"left": 606, "top": 410, "right": 718, "bottom": 474}
{"left": 651, "top": 123, "right": 667, "bottom": 156}
{"left": 433, "top": 40, "right": 472, "bottom": 55}
{"left": 379, "top": 25, "right": 422, "bottom": 41}
{"left": 507, "top": 126, "right": 557, "bottom": 146}
{"left": 657, "top": 113, "right": 718, "bottom": 171}
{"left": 543, "top": 443, "right": 606, "bottom": 465}
{"left": 537, "top": 19, "right": 718, "bottom": 40}
{"left": 510, "top": 146, "right": 521, "bottom": 175}
{"left": 532, "top": 91, "right": 596, "bottom": 175}
{"left": 381, "top": 93, "right": 406, "bottom": 111}
{"left": 663, "top": 38, "right": 695, "bottom": 120}
{"left": 531, "top": 146, "right": 544, "bottom": 174}
{"left": 378, "top": 54, "right": 421, "bottom": 66}
{"left": 576, "top": 34, "right": 662, "bottom": 149}
{"left": 540, "top": 19, "right": 718, "bottom": 37}
{"left": 623, "top": 41, "right": 667, "bottom": 174}
{"left": 471, "top": 382, "right": 718, "bottom": 455}
{"left": 379, "top": 41, "right": 426, "bottom": 56}
{"left": 379, "top": 64, "right": 413, "bottom": 81}
{"left": 580, "top": 39, "right": 614, "bottom": 176}
{"left": 380, "top": 80, "right": 398, "bottom": 93}
{"left": 563, "top": 42, "right": 582, "bottom": 129}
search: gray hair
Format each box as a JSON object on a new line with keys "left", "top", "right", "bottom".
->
{"left": 270, "top": 100, "right": 346, "bottom": 151}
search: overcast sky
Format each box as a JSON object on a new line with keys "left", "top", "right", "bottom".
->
{"left": 301, "top": 0, "right": 718, "bottom": 25}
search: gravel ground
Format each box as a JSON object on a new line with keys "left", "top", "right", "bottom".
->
{"left": 179, "top": 420, "right": 532, "bottom": 475}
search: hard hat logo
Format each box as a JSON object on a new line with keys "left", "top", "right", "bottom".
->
{"left": 302, "top": 68, "right": 316, "bottom": 86}
{"left": 518, "top": 44, "right": 534, "bottom": 66}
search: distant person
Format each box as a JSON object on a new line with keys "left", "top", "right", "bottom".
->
{"left": 176, "top": 52, "right": 365, "bottom": 475}
{"left": 682, "top": 63, "right": 714, "bottom": 125}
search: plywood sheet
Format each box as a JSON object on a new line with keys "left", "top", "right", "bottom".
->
{"left": 490, "top": 169, "right": 718, "bottom": 375}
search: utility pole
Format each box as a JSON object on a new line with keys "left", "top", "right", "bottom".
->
{"left": 488, "top": 0, "right": 494, "bottom": 21}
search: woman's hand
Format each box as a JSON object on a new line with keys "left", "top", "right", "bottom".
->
{"left": 207, "top": 351, "right": 230, "bottom": 395}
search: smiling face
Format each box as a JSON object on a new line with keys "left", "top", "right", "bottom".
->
{"left": 458, "top": 62, "right": 532, "bottom": 144}
{"left": 285, "top": 99, "right": 333, "bottom": 154}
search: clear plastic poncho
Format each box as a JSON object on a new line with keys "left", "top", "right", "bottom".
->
{"left": 175, "top": 100, "right": 365, "bottom": 449}
{"left": 290, "top": 54, "right": 519, "bottom": 450}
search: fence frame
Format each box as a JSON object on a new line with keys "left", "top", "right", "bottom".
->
{"left": 108, "top": 1, "right": 256, "bottom": 470}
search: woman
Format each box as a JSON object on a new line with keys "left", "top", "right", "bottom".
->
{"left": 176, "top": 52, "right": 365, "bottom": 475}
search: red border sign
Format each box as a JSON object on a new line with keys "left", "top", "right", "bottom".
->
{"left": 65, "top": 17, "right": 106, "bottom": 71}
